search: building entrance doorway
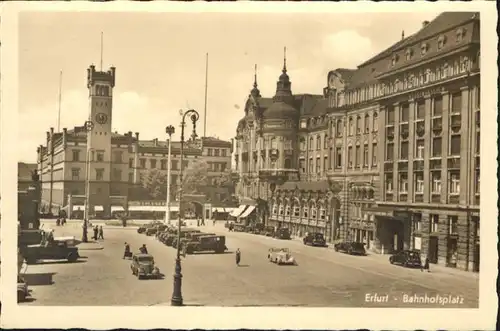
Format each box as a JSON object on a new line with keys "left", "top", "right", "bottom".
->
{"left": 428, "top": 236, "right": 438, "bottom": 264}
{"left": 446, "top": 237, "right": 458, "bottom": 268}
{"left": 473, "top": 243, "right": 480, "bottom": 272}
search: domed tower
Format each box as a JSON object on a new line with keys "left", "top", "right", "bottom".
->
{"left": 262, "top": 47, "right": 299, "bottom": 171}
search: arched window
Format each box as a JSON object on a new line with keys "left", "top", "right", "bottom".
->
{"left": 316, "top": 135, "right": 321, "bottom": 150}
{"left": 373, "top": 112, "right": 378, "bottom": 132}
{"left": 311, "top": 203, "right": 317, "bottom": 219}
{"left": 271, "top": 137, "right": 277, "bottom": 149}
{"left": 300, "top": 137, "right": 306, "bottom": 151}
{"left": 364, "top": 114, "right": 370, "bottom": 133}
{"left": 309, "top": 137, "right": 314, "bottom": 151}
{"left": 336, "top": 120, "right": 343, "bottom": 137}
{"left": 348, "top": 117, "right": 354, "bottom": 136}
{"left": 285, "top": 205, "right": 291, "bottom": 216}
{"left": 302, "top": 205, "right": 309, "bottom": 218}
{"left": 284, "top": 158, "right": 291, "bottom": 168}
{"left": 324, "top": 134, "right": 329, "bottom": 149}
{"left": 278, "top": 204, "right": 284, "bottom": 216}
{"left": 356, "top": 116, "right": 361, "bottom": 134}
{"left": 293, "top": 200, "right": 300, "bottom": 217}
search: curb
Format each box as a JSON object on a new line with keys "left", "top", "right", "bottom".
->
{"left": 77, "top": 244, "right": 104, "bottom": 251}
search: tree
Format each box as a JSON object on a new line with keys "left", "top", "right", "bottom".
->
{"left": 181, "top": 160, "right": 209, "bottom": 194}
{"left": 212, "top": 170, "right": 233, "bottom": 187}
{"left": 140, "top": 169, "right": 169, "bottom": 199}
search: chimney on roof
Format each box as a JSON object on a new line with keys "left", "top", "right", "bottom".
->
{"left": 62, "top": 128, "right": 67, "bottom": 146}
{"left": 153, "top": 138, "right": 158, "bottom": 147}
{"left": 50, "top": 127, "right": 54, "bottom": 135}
{"left": 401, "top": 30, "right": 405, "bottom": 40}
{"left": 135, "top": 132, "right": 139, "bottom": 140}
{"left": 422, "top": 21, "right": 430, "bottom": 29}
{"left": 46, "top": 131, "right": 50, "bottom": 141}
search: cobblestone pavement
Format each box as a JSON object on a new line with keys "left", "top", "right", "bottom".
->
{"left": 20, "top": 220, "right": 479, "bottom": 307}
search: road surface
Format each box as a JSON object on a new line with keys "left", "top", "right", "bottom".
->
{"left": 20, "top": 220, "right": 479, "bottom": 307}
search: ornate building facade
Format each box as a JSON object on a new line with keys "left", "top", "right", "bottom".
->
{"left": 234, "top": 12, "right": 480, "bottom": 272}
{"left": 37, "top": 64, "right": 233, "bottom": 217}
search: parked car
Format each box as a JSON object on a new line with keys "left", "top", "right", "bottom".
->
{"left": 274, "top": 228, "right": 291, "bottom": 240}
{"left": 17, "top": 275, "right": 30, "bottom": 302}
{"left": 182, "top": 235, "right": 228, "bottom": 255}
{"left": 267, "top": 247, "right": 296, "bottom": 265}
{"left": 137, "top": 221, "right": 162, "bottom": 234}
{"left": 21, "top": 240, "right": 80, "bottom": 264}
{"left": 389, "top": 250, "right": 422, "bottom": 268}
{"left": 263, "top": 226, "right": 275, "bottom": 237}
{"left": 130, "top": 253, "right": 161, "bottom": 279}
{"left": 303, "top": 232, "right": 327, "bottom": 247}
{"left": 334, "top": 242, "right": 366, "bottom": 255}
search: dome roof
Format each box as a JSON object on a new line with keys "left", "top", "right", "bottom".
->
{"left": 264, "top": 101, "right": 297, "bottom": 119}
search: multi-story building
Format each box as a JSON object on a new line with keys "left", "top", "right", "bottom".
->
{"left": 234, "top": 12, "right": 480, "bottom": 272}
{"left": 37, "top": 64, "right": 233, "bottom": 217}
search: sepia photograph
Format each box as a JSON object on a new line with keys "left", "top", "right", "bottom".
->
{"left": 1, "top": 1, "right": 497, "bottom": 330}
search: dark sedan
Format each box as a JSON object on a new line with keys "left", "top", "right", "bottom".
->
{"left": 334, "top": 242, "right": 366, "bottom": 255}
{"left": 389, "top": 250, "right": 422, "bottom": 268}
{"left": 303, "top": 232, "right": 327, "bottom": 247}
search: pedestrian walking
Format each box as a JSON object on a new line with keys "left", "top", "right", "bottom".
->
{"left": 421, "top": 257, "right": 430, "bottom": 272}
{"left": 201, "top": 217, "right": 205, "bottom": 226}
{"left": 56, "top": 218, "right": 60, "bottom": 226}
{"left": 93, "top": 226, "right": 99, "bottom": 241}
{"left": 139, "top": 244, "right": 148, "bottom": 254}
{"left": 98, "top": 226, "right": 104, "bottom": 240}
{"left": 235, "top": 248, "right": 241, "bottom": 266}
{"left": 213, "top": 219, "right": 216, "bottom": 226}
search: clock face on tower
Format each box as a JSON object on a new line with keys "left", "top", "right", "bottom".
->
{"left": 95, "top": 113, "right": 108, "bottom": 124}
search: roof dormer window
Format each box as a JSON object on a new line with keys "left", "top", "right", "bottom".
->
{"left": 456, "top": 28, "right": 466, "bottom": 43}
{"left": 421, "top": 43, "right": 429, "bottom": 56}
{"left": 405, "top": 48, "right": 413, "bottom": 61}
{"left": 437, "top": 35, "right": 447, "bottom": 50}
{"left": 391, "top": 54, "right": 399, "bottom": 66}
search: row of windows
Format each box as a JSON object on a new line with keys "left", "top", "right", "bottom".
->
{"left": 297, "top": 143, "right": 379, "bottom": 174}
{"left": 135, "top": 158, "right": 182, "bottom": 170}
{"left": 271, "top": 204, "right": 328, "bottom": 220}
{"left": 71, "top": 150, "right": 125, "bottom": 163}
{"left": 385, "top": 131, "right": 479, "bottom": 160}
{"left": 384, "top": 169, "right": 479, "bottom": 195}
{"left": 206, "top": 148, "right": 228, "bottom": 157}
{"left": 386, "top": 93, "right": 461, "bottom": 125}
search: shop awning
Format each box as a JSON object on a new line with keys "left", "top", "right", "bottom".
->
{"left": 239, "top": 205, "right": 256, "bottom": 219}
{"left": 111, "top": 206, "right": 125, "bottom": 212}
{"left": 230, "top": 205, "right": 247, "bottom": 217}
{"left": 363, "top": 206, "right": 411, "bottom": 220}
{"left": 94, "top": 206, "right": 104, "bottom": 212}
{"left": 128, "top": 205, "right": 179, "bottom": 212}
{"left": 72, "top": 205, "right": 84, "bottom": 212}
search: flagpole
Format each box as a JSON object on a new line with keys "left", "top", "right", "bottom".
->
{"left": 203, "top": 53, "right": 208, "bottom": 138}
{"left": 57, "top": 70, "right": 62, "bottom": 132}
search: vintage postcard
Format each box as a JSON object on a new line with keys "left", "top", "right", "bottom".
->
{"left": 0, "top": 1, "right": 497, "bottom": 330}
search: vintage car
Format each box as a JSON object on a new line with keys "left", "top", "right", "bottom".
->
{"left": 232, "top": 223, "right": 246, "bottom": 232}
{"left": 154, "top": 225, "right": 169, "bottom": 237}
{"left": 137, "top": 221, "right": 162, "bottom": 234}
{"left": 267, "top": 248, "right": 296, "bottom": 265}
{"left": 182, "top": 235, "right": 228, "bottom": 254}
{"left": 274, "top": 228, "right": 291, "bottom": 240}
{"left": 130, "top": 253, "right": 161, "bottom": 279}
{"left": 169, "top": 228, "right": 201, "bottom": 248}
{"left": 17, "top": 275, "right": 30, "bottom": 302}
{"left": 334, "top": 242, "right": 366, "bottom": 255}
{"left": 303, "top": 232, "right": 328, "bottom": 247}
{"left": 251, "top": 223, "right": 265, "bottom": 234}
{"left": 262, "top": 226, "right": 275, "bottom": 237}
{"left": 20, "top": 239, "right": 80, "bottom": 264}
{"left": 389, "top": 250, "right": 422, "bottom": 268}
{"left": 146, "top": 224, "right": 168, "bottom": 236}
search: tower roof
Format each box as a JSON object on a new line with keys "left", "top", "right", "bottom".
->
{"left": 250, "top": 64, "right": 261, "bottom": 98}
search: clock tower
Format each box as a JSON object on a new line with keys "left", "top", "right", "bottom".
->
{"left": 86, "top": 64, "right": 116, "bottom": 215}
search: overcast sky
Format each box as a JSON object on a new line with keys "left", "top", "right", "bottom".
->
{"left": 18, "top": 10, "right": 440, "bottom": 163}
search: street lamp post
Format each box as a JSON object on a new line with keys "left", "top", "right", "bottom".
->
{"left": 171, "top": 109, "right": 200, "bottom": 307}
{"left": 82, "top": 120, "right": 94, "bottom": 243}
{"left": 165, "top": 125, "right": 175, "bottom": 224}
